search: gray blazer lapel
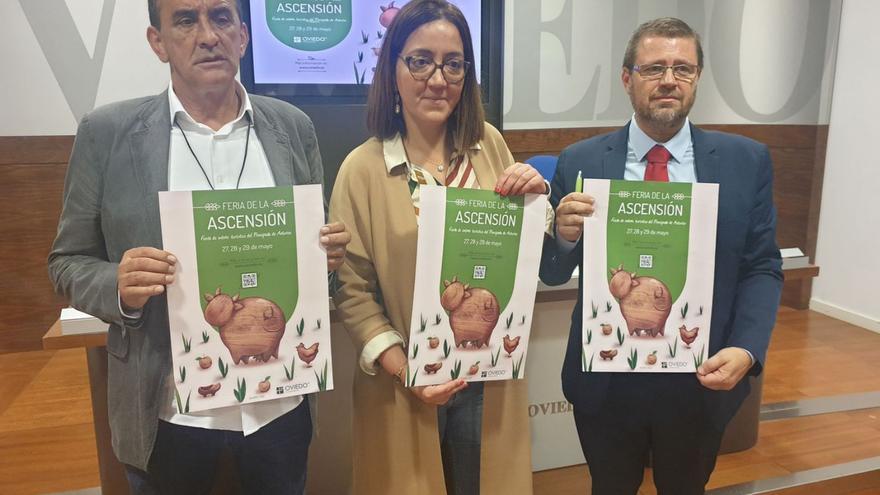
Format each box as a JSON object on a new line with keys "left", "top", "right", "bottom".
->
{"left": 252, "top": 103, "right": 294, "bottom": 186}
{"left": 692, "top": 125, "right": 720, "bottom": 184}
{"left": 129, "top": 93, "right": 171, "bottom": 247}
{"left": 603, "top": 124, "right": 629, "bottom": 179}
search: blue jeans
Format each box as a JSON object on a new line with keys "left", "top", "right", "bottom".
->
{"left": 437, "top": 382, "right": 484, "bottom": 495}
{"left": 125, "top": 398, "right": 312, "bottom": 495}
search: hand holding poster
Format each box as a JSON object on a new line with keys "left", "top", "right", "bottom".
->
{"left": 159, "top": 185, "right": 332, "bottom": 413}
{"left": 407, "top": 186, "right": 547, "bottom": 386}
{"left": 581, "top": 179, "right": 718, "bottom": 373}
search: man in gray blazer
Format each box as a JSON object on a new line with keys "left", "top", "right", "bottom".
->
{"left": 48, "top": 0, "right": 350, "bottom": 493}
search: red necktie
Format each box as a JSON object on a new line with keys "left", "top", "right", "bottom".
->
{"left": 644, "top": 145, "right": 671, "bottom": 182}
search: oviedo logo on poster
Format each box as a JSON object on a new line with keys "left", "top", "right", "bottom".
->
{"left": 267, "top": 0, "right": 352, "bottom": 51}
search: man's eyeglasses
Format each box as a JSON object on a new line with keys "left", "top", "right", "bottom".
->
{"left": 400, "top": 55, "right": 471, "bottom": 83}
{"left": 632, "top": 63, "right": 699, "bottom": 82}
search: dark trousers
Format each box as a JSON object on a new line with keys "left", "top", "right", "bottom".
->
{"left": 125, "top": 398, "right": 312, "bottom": 495}
{"left": 438, "top": 381, "right": 484, "bottom": 495}
{"left": 573, "top": 374, "right": 724, "bottom": 495}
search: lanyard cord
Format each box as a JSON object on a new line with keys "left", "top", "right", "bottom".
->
{"left": 173, "top": 112, "right": 252, "bottom": 190}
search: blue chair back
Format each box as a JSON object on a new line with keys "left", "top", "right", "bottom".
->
{"left": 525, "top": 154, "right": 558, "bottom": 181}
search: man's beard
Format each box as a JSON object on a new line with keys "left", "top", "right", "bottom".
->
{"left": 633, "top": 90, "right": 696, "bottom": 128}
{"left": 641, "top": 106, "right": 683, "bottom": 126}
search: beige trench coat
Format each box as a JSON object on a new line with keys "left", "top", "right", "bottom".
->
{"left": 329, "top": 123, "right": 534, "bottom": 494}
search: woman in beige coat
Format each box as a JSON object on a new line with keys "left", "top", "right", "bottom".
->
{"left": 329, "top": 1, "right": 547, "bottom": 493}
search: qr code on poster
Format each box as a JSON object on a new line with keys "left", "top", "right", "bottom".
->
{"left": 473, "top": 265, "right": 486, "bottom": 280}
{"left": 639, "top": 255, "right": 653, "bottom": 269}
{"left": 241, "top": 272, "right": 258, "bottom": 288}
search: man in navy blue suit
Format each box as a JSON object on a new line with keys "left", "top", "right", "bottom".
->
{"left": 540, "top": 18, "right": 783, "bottom": 494}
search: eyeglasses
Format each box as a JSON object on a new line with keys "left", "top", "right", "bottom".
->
{"left": 400, "top": 55, "right": 471, "bottom": 83}
{"left": 632, "top": 63, "right": 699, "bottom": 82}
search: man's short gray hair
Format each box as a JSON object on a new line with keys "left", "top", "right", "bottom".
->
{"left": 148, "top": 0, "right": 244, "bottom": 28}
{"left": 622, "top": 17, "right": 703, "bottom": 70}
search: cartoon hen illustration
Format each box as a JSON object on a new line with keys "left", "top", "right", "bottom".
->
{"left": 679, "top": 325, "right": 699, "bottom": 348}
{"left": 503, "top": 335, "right": 520, "bottom": 356}
{"left": 296, "top": 342, "right": 319, "bottom": 367}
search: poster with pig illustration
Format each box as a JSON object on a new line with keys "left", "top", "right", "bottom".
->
{"left": 159, "top": 185, "right": 332, "bottom": 413}
{"left": 407, "top": 186, "right": 546, "bottom": 386}
{"left": 248, "top": 1, "right": 482, "bottom": 85}
{"left": 581, "top": 179, "right": 718, "bottom": 373}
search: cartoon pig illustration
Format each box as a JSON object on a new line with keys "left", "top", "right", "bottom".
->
{"left": 379, "top": 2, "right": 400, "bottom": 28}
{"left": 203, "top": 288, "right": 286, "bottom": 365}
{"left": 440, "top": 276, "right": 499, "bottom": 348}
{"left": 608, "top": 266, "right": 672, "bottom": 338}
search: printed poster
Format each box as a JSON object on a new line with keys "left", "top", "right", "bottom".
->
{"left": 249, "top": 0, "right": 482, "bottom": 84}
{"left": 581, "top": 179, "right": 718, "bottom": 373}
{"left": 408, "top": 186, "right": 547, "bottom": 386}
{"left": 159, "top": 185, "right": 332, "bottom": 413}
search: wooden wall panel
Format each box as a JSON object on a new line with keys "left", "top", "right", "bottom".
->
{"left": 0, "top": 136, "right": 75, "bottom": 165}
{"left": 0, "top": 126, "right": 827, "bottom": 353}
{"left": 0, "top": 137, "right": 72, "bottom": 353}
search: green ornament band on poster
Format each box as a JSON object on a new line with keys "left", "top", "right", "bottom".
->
{"left": 439, "top": 188, "right": 523, "bottom": 318}
{"left": 192, "top": 187, "right": 298, "bottom": 326}
{"left": 266, "top": 0, "right": 352, "bottom": 51}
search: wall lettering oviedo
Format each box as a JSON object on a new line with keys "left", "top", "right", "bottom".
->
{"left": 2, "top": 0, "right": 840, "bottom": 134}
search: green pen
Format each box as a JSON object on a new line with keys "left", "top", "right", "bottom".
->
{"left": 575, "top": 170, "right": 583, "bottom": 193}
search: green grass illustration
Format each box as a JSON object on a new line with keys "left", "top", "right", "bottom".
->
{"left": 450, "top": 359, "right": 462, "bottom": 380}
{"left": 512, "top": 354, "right": 525, "bottom": 379}
{"left": 233, "top": 377, "right": 246, "bottom": 403}
{"left": 218, "top": 357, "right": 229, "bottom": 378}
{"left": 174, "top": 388, "right": 191, "bottom": 414}
{"left": 315, "top": 360, "right": 329, "bottom": 391}
{"left": 627, "top": 348, "right": 638, "bottom": 370}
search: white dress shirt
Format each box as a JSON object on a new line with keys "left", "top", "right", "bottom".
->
{"left": 157, "top": 81, "right": 304, "bottom": 434}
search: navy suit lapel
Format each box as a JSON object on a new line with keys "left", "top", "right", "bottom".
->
{"left": 692, "top": 124, "right": 720, "bottom": 184}
{"left": 252, "top": 102, "right": 294, "bottom": 187}
{"left": 129, "top": 93, "right": 171, "bottom": 247}
{"left": 602, "top": 124, "right": 629, "bottom": 179}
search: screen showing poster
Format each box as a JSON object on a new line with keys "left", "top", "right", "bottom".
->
{"left": 407, "top": 186, "right": 546, "bottom": 386}
{"left": 580, "top": 179, "right": 718, "bottom": 373}
{"left": 159, "top": 185, "right": 332, "bottom": 413}
{"left": 249, "top": 1, "right": 482, "bottom": 85}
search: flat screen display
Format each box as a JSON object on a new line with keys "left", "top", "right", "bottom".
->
{"left": 248, "top": 1, "right": 482, "bottom": 86}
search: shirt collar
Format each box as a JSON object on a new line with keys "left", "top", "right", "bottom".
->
{"left": 167, "top": 80, "right": 253, "bottom": 131}
{"left": 629, "top": 114, "right": 691, "bottom": 163}
{"left": 382, "top": 133, "right": 481, "bottom": 174}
